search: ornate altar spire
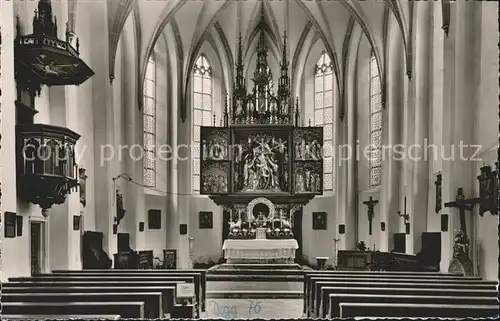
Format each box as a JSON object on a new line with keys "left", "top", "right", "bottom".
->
{"left": 234, "top": 32, "right": 246, "bottom": 96}
{"left": 255, "top": 1, "right": 268, "bottom": 75}
{"left": 278, "top": 30, "right": 290, "bottom": 98}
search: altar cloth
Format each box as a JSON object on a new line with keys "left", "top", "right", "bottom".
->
{"left": 223, "top": 239, "right": 299, "bottom": 263}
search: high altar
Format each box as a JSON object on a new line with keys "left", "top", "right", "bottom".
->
{"left": 200, "top": 5, "right": 323, "bottom": 264}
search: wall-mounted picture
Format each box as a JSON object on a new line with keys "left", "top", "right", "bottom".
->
{"left": 4, "top": 212, "right": 17, "bottom": 238}
{"left": 73, "top": 215, "right": 81, "bottom": 231}
{"left": 199, "top": 211, "right": 213, "bottom": 229}
{"left": 312, "top": 212, "right": 327, "bottom": 230}
{"left": 163, "top": 249, "right": 177, "bottom": 269}
{"left": 139, "top": 222, "right": 145, "bottom": 232}
{"left": 180, "top": 224, "right": 187, "bottom": 235}
{"left": 148, "top": 209, "right": 162, "bottom": 229}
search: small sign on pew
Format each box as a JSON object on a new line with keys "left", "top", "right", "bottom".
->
{"left": 176, "top": 283, "right": 195, "bottom": 299}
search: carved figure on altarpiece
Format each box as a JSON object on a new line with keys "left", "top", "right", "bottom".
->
{"left": 294, "top": 161, "right": 322, "bottom": 194}
{"left": 200, "top": 162, "right": 229, "bottom": 194}
{"left": 293, "top": 128, "right": 323, "bottom": 161}
{"left": 201, "top": 127, "right": 230, "bottom": 161}
{"left": 233, "top": 132, "right": 289, "bottom": 193}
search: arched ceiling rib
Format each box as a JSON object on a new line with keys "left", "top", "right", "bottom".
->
{"left": 108, "top": 0, "right": 409, "bottom": 114}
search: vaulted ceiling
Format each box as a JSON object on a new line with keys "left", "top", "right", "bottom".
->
{"left": 107, "top": 0, "right": 412, "bottom": 119}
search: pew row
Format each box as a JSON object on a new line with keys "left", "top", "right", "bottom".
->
{"left": 1, "top": 285, "right": 177, "bottom": 316}
{"left": 328, "top": 293, "right": 498, "bottom": 318}
{"left": 322, "top": 286, "right": 498, "bottom": 318}
{"left": 309, "top": 276, "right": 495, "bottom": 317}
{"left": 51, "top": 269, "right": 207, "bottom": 312}
{"left": 302, "top": 270, "right": 469, "bottom": 313}
{"left": 0, "top": 302, "right": 145, "bottom": 319}
{"left": 1, "top": 292, "right": 163, "bottom": 319}
{"left": 339, "top": 302, "right": 499, "bottom": 318}
{"left": 10, "top": 275, "right": 199, "bottom": 312}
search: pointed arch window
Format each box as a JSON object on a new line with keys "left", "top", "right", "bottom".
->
{"left": 143, "top": 55, "right": 156, "bottom": 187}
{"left": 369, "top": 51, "right": 382, "bottom": 186}
{"left": 314, "top": 53, "right": 335, "bottom": 193}
{"left": 192, "top": 55, "right": 213, "bottom": 192}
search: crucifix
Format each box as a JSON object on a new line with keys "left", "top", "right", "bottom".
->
{"left": 444, "top": 187, "right": 480, "bottom": 236}
{"left": 363, "top": 196, "right": 379, "bottom": 235}
{"left": 398, "top": 197, "right": 411, "bottom": 234}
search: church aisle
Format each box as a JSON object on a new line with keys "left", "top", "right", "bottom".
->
{"left": 201, "top": 299, "right": 303, "bottom": 319}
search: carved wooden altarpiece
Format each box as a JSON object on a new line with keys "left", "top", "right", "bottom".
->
{"left": 199, "top": 13, "right": 324, "bottom": 235}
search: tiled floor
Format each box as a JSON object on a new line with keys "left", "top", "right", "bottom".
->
{"left": 201, "top": 298, "right": 303, "bottom": 319}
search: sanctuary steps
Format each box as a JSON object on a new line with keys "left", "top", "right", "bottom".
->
{"left": 206, "top": 263, "right": 304, "bottom": 299}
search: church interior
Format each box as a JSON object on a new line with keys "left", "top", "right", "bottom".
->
{"left": 0, "top": 0, "right": 499, "bottom": 319}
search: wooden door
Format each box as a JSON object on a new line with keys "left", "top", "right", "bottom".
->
{"left": 30, "top": 222, "right": 42, "bottom": 275}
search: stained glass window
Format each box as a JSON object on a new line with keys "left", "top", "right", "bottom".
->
{"left": 370, "top": 51, "right": 383, "bottom": 186}
{"left": 193, "top": 55, "right": 212, "bottom": 192}
{"left": 143, "top": 55, "right": 156, "bottom": 187}
{"left": 314, "top": 52, "right": 335, "bottom": 193}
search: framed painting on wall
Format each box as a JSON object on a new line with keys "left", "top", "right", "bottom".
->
{"left": 4, "top": 212, "right": 17, "bottom": 238}
{"left": 199, "top": 211, "right": 213, "bottom": 229}
{"left": 73, "top": 215, "right": 81, "bottom": 231}
{"left": 312, "top": 212, "right": 327, "bottom": 230}
{"left": 148, "top": 209, "right": 162, "bottom": 229}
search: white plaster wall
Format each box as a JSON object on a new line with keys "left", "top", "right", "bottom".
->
{"left": 188, "top": 197, "right": 224, "bottom": 264}
{"left": 302, "top": 197, "right": 337, "bottom": 267}
{"left": 144, "top": 194, "right": 168, "bottom": 262}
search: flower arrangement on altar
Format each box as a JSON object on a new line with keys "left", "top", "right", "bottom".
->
{"left": 228, "top": 220, "right": 256, "bottom": 239}
{"left": 266, "top": 218, "right": 294, "bottom": 239}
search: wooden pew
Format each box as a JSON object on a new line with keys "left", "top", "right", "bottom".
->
{"left": 328, "top": 293, "right": 498, "bottom": 318}
{"left": 302, "top": 270, "right": 466, "bottom": 313}
{"left": 51, "top": 269, "right": 207, "bottom": 312}
{"left": 339, "top": 302, "right": 499, "bottom": 318}
{"left": 1, "top": 315, "right": 121, "bottom": 320}
{"left": 7, "top": 276, "right": 199, "bottom": 316}
{"left": 1, "top": 284, "right": 177, "bottom": 315}
{"left": 1, "top": 302, "right": 145, "bottom": 319}
{"left": 322, "top": 287, "right": 499, "bottom": 318}
{"left": 1, "top": 292, "right": 163, "bottom": 319}
{"left": 312, "top": 279, "right": 496, "bottom": 317}
{"left": 309, "top": 276, "right": 493, "bottom": 317}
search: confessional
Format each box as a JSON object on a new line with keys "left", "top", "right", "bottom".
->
{"left": 82, "top": 231, "right": 112, "bottom": 269}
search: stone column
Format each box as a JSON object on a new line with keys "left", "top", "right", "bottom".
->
{"left": 409, "top": 1, "right": 432, "bottom": 253}
{"left": 176, "top": 110, "right": 191, "bottom": 268}
{"left": 86, "top": 0, "right": 117, "bottom": 259}
{"left": 335, "top": 90, "right": 348, "bottom": 251}
{"left": 342, "top": 57, "right": 358, "bottom": 251}
{"left": 122, "top": 29, "right": 145, "bottom": 252}
{"left": 440, "top": 1, "right": 480, "bottom": 272}
{"left": 379, "top": 23, "right": 404, "bottom": 252}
